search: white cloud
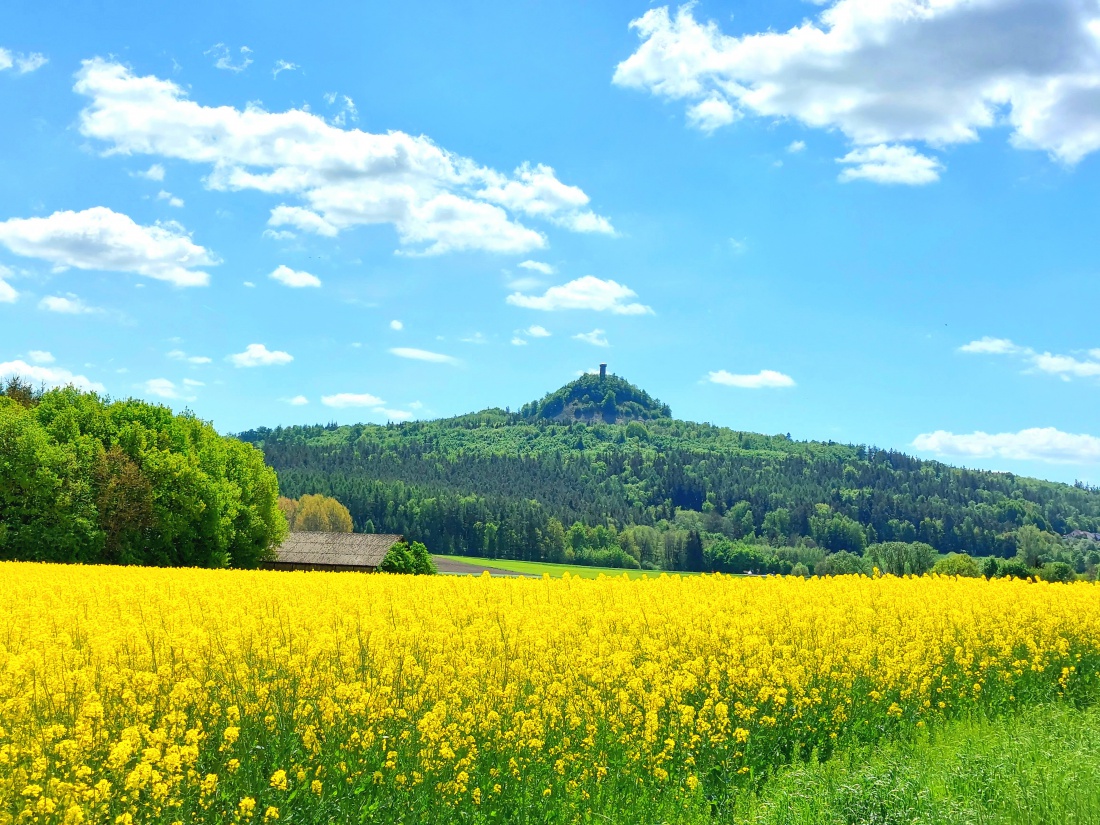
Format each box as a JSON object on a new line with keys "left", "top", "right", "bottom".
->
{"left": 507, "top": 275, "right": 653, "bottom": 315}
{"left": 0, "top": 207, "right": 217, "bottom": 287}
{"left": 389, "top": 347, "right": 460, "bottom": 366}
{"left": 787, "top": 140, "right": 806, "bottom": 153}
{"left": 75, "top": 59, "right": 610, "bottom": 255}
{"left": 573, "top": 329, "right": 610, "bottom": 348}
{"left": 157, "top": 190, "right": 185, "bottom": 207}
{"left": 614, "top": 1, "right": 1100, "bottom": 179}
{"left": 0, "top": 49, "right": 47, "bottom": 74}
{"left": 708, "top": 369, "right": 796, "bottom": 389}
{"left": 205, "top": 44, "right": 252, "bottom": 73}
{"left": 460, "top": 332, "right": 488, "bottom": 345}
{"left": 525, "top": 325, "right": 551, "bottom": 338}
{"left": 913, "top": 427, "right": 1100, "bottom": 464}
{"left": 228, "top": 343, "right": 293, "bottom": 367}
{"left": 288, "top": 395, "right": 309, "bottom": 405}
{"left": 0, "top": 359, "right": 104, "bottom": 392}
{"left": 167, "top": 349, "right": 211, "bottom": 364}
{"left": 182, "top": 378, "right": 204, "bottom": 387}
{"left": 27, "top": 350, "right": 54, "bottom": 364}
{"left": 136, "top": 163, "right": 165, "bottom": 181}
{"left": 960, "top": 336, "right": 1100, "bottom": 381}
{"left": 518, "top": 260, "right": 555, "bottom": 275}
{"left": 377, "top": 408, "right": 413, "bottom": 421}
{"left": 0, "top": 267, "right": 16, "bottom": 303}
{"left": 837, "top": 144, "right": 944, "bottom": 185}
{"left": 959, "top": 336, "right": 1023, "bottom": 355}
{"left": 243, "top": 281, "right": 255, "bottom": 288}
{"left": 272, "top": 60, "right": 298, "bottom": 79}
{"left": 38, "top": 294, "right": 100, "bottom": 314}
{"left": 16, "top": 53, "right": 47, "bottom": 73}
{"left": 268, "top": 206, "right": 338, "bottom": 238}
{"left": 262, "top": 228, "right": 296, "bottom": 241}
{"left": 143, "top": 378, "right": 186, "bottom": 399}
{"left": 687, "top": 96, "right": 739, "bottom": 133}
{"left": 511, "top": 337, "right": 527, "bottom": 346}
{"left": 270, "top": 264, "right": 321, "bottom": 288}
{"left": 506, "top": 275, "right": 544, "bottom": 292}
{"left": 321, "top": 392, "right": 385, "bottom": 408}
{"left": 478, "top": 162, "right": 614, "bottom": 236}
{"left": 389, "top": 319, "right": 404, "bottom": 331}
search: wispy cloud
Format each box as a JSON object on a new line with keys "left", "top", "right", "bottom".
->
{"left": 708, "top": 369, "right": 795, "bottom": 389}
{"left": 913, "top": 427, "right": 1100, "bottom": 464}
{"left": 389, "top": 347, "right": 461, "bottom": 366}
{"left": 960, "top": 337, "right": 1100, "bottom": 381}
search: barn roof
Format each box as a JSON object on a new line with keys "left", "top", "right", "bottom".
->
{"left": 273, "top": 532, "right": 402, "bottom": 568}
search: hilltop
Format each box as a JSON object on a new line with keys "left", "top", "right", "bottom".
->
{"left": 518, "top": 371, "right": 671, "bottom": 424}
{"left": 238, "top": 373, "right": 1100, "bottom": 574}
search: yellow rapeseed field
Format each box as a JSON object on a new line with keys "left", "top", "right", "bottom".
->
{"left": 1, "top": 562, "right": 1098, "bottom": 824}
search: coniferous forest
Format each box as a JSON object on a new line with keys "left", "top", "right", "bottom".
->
{"left": 239, "top": 374, "right": 1100, "bottom": 574}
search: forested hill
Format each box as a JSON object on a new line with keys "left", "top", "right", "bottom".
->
{"left": 238, "top": 374, "right": 1100, "bottom": 571}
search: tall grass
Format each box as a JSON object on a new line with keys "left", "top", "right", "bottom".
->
{"left": 732, "top": 703, "right": 1100, "bottom": 824}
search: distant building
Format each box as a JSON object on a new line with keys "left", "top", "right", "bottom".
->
{"left": 1067, "top": 530, "right": 1100, "bottom": 542}
{"left": 262, "top": 532, "right": 403, "bottom": 572}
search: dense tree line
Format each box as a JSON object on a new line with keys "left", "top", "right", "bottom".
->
{"left": 1, "top": 380, "right": 286, "bottom": 567}
{"left": 238, "top": 379, "right": 1100, "bottom": 571}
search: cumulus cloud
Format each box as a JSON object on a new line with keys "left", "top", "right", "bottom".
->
{"left": 136, "top": 163, "right": 165, "bottom": 181}
{"left": 0, "top": 359, "right": 104, "bottom": 392}
{"left": 960, "top": 336, "right": 1100, "bottom": 380}
{"left": 518, "top": 260, "right": 555, "bottom": 275}
{"left": 0, "top": 266, "right": 17, "bottom": 303}
{"left": 270, "top": 264, "right": 321, "bottom": 288}
{"left": 913, "top": 427, "right": 1100, "bottom": 464}
{"left": 321, "top": 392, "right": 384, "bottom": 408}
{"left": 506, "top": 276, "right": 653, "bottom": 315}
{"left": 614, "top": 1, "right": 1100, "bottom": 180}
{"left": 205, "top": 44, "right": 252, "bottom": 73}
{"left": 156, "top": 190, "right": 185, "bottom": 208}
{"left": 787, "top": 140, "right": 806, "bottom": 153}
{"left": 228, "top": 343, "right": 293, "bottom": 367}
{"left": 525, "top": 325, "right": 551, "bottom": 338}
{"left": 0, "top": 207, "right": 217, "bottom": 287}
{"left": 687, "top": 96, "right": 739, "bottom": 133}
{"left": 288, "top": 395, "right": 309, "bottom": 405}
{"left": 38, "top": 294, "right": 101, "bottom": 314}
{"left": 27, "top": 350, "right": 54, "bottom": 364}
{"left": 389, "top": 319, "right": 403, "bottom": 331}
{"left": 389, "top": 347, "right": 461, "bottom": 366}
{"left": 167, "top": 349, "right": 212, "bottom": 364}
{"left": 511, "top": 336, "right": 527, "bottom": 346}
{"left": 708, "top": 369, "right": 796, "bottom": 389}
{"left": 74, "top": 59, "right": 611, "bottom": 255}
{"left": 0, "top": 48, "right": 48, "bottom": 74}
{"left": 837, "top": 145, "right": 944, "bottom": 185}
{"left": 573, "top": 329, "right": 610, "bottom": 347}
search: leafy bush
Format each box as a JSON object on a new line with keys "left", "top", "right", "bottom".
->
{"left": 380, "top": 540, "right": 436, "bottom": 575}
{"left": 1039, "top": 561, "right": 1076, "bottom": 583}
{"left": 815, "top": 551, "right": 870, "bottom": 577}
{"left": 932, "top": 553, "right": 982, "bottom": 578}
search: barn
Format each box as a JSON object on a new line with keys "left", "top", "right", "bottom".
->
{"left": 263, "top": 532, "right": 403, "bottom": 572}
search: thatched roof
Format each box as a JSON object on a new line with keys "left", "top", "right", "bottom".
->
{"left": 272, "top": 532, "right": 402, "bottom": 568}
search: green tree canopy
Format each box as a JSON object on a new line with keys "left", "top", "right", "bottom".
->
{"left": 0, "top": 386, "right": 285, "bottom": 568}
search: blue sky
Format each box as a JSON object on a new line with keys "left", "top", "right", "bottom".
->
{"left": 2, "top": 0, "right": 1100, "bottom": 484}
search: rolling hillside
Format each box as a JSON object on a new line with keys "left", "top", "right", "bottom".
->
{"left": 239, "top": 373, "right": 1100, "bottom": 571}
